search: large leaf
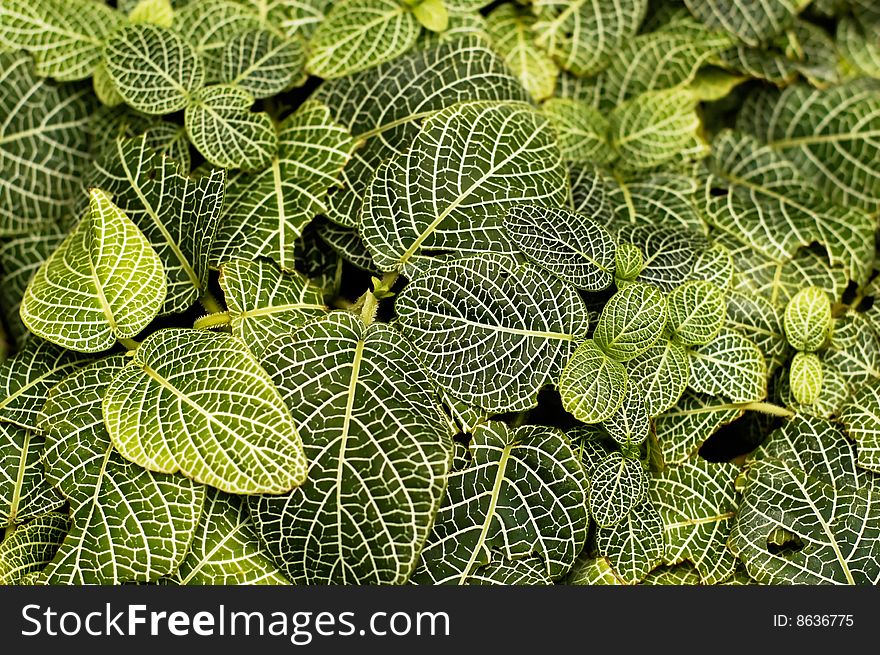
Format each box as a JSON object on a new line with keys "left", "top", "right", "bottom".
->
{"left": 411, "top": 423, "right": 588, "bottom": 584}
{"left": 184, "top": 85, "right": 278, "bottom": 171}
{"left": 729, "top": 416, "right": 880, "bottom": 585}
{"left": 314, "top": 37, "right": 529, "bottom": 227}
{"left": 104, "top": 23, "right": 205, "bottom": 115}
{"left": 21, "top": 189, "right": 167, "bottom": 353}
{"left": 541, "top": 99, "right": 615, "bottom": 165}
{"left": 486, "top": 4, "right": 557, "bottom": 102}
{"left": 362, "top": 101, "right": 567, "bottom": 273}
{"left": 0, "top": 53, "right": 94, "bottom": 236}
{"left": 396, "top": 253, "right": 591, "bottom": 413}
{"left": 40, "top": 356, "right": 204, "bottom": 584}
{"left": 1, "top": 424, "right": 65, "bottom": 530}
{"left": 167, "top": 490, "right": 288, "bottom": 585}
{"left": 688, "top": 329, "right": 767, "bottom": 403}
{"left": 0, "top": 0, "right": 124, "bottom": 81}
{"left": 839, "top": 379, "right": 880, "bottom": 474}
{"left": 650, "top": 459, "right": 739, "bottom": 584}
{"left": 93, "top": 136, "right": 226, "bottom": 314}
{"left": 305, "top": 0, "right": 419, "bottom": 79}
{"left": 211, "top": 100, "right": 353, "bottom": 270}
{"left": 559, "top": 340, "right": 627, "bottom": 424}
{"left": 594, "top": 499, "right": 664, "bottom": 584}
{"left": 594, "top": 282, "right": 667, "bottom": 362}
{"left": 252, "top": 312, "right": 452, "bottom": 584}
{"left": 684, "top": 0, "right": 807, "bottom": 46}
{"left": 533, "top": 0, "right": 649, "bottom": 76}
{"left": 0, "top": 512, "right": 68, "bottom": 584}
{"left": 504, "top": 204, "right": 616, "bottom": 291}
{"left": 103, "top": 328, "right": 308, "bottom": 495}
{"left": 218, "top": 259, "right": 326, "bottom": 357}
{"left": 0, "top": 338, "right": 92, "bottom": 431}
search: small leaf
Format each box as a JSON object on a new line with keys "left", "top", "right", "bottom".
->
{"left": 588, "top": 452, "right": 647, "bottom": 528}
{"left": 104, "top": 23, "right": 205, "bottom": 115}
{"left": 790, "top": 351, "right": 823, "bottom": 405}
{"left": 783, "top": 286, "right": 832, "bottom": 352}
{"left": 504, "top": 205, "right": 616, "bottom": 291}
{"left": 667, "top": 280, "right": 726, "bottom": 347}
{"left": 412, "top": 0, "right": 448, "bottom": 33}
{"left": 595, "top": 499, "right": 664, "bottom": 583}
{"left": 688, "top": 329, "right": 767, "bottom": 403}
{"left": 625, "top": 339, "right": 690, "bottom": 417}
{"left": 185, "top": 85, "right": 279, "bottom": 171}
{"left": 601, "top": 384, "right": 650, "bottom": 448}
{"left": 615, "top": 243, "right": 644, "bottom": 285}
{"left": 104, "top": 328, "right": 308, "bottom": 495}
{"left": 220, "top": 29, "right": 305, "bottom": 99}
{"left": 594, "top": 282, "right": 667, "bottom": 362}
{"left": 128, "top": 0, "right": 174, "bottom": 27}
{"left": 486, "top": 4, "right": 557, "bottom": 101}
{"left": 21, "top": 189, "right": 167, "bottom": 353}
{"left": 559, "top": 340, "right": 628, "bottom": 424}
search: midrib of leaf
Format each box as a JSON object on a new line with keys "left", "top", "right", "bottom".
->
{"left": 458, "top": 442, "right": 514, "bottom": 585}
{"left": 0, "top": 362, "right": 80, "bottom": 414}
{"left": 418, "top": 312, "right": 575, "bottom": 342}
{"left": 0, "top": 116, "right": 90, "bottom": 146}
{"left": 612, "top": 173, "right": 637, "bottom": 225}
{"left": 663, "top": 511, "right": 735, "bottom": 529}
{"left": 271, "top": 157, "right": 291, "bottom": 270}
{"left": 118, "top": 148, "right": 202, "bottom": 292}
{"left": 86, "top": 239, "right": 119, "bottom": 334}
{"left": 323, "top": 6, "right": 407, "bottom": 53}
{"left": 399, "top": 114, "right": 548, "bottom": 266}
{"left": 767, "top": 129, "right": 880, "bottom": 149}
{"left": 334, "top": 337, "right": 365, "bottom": 585}
{"left": 3, "top": 430, "right": 32, "bottom": 537}
{"left": 355, "top": 110, "right": 436, "bottom": 141}
{"left": 239, "top": 302, "right": 327, "bottom": 318}
{"left": 177, "top": 522, "right": 245, "bottom": 585}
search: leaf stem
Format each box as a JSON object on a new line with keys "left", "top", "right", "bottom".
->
{"left": 194, "top": 312, "right": 232, "bottom": 330}
{"left": 360, "top": 292, "right": 379, "bottom": 326}
{"left": 736, "top": 402, "right": 795, "bottom": 418}
{"left": 118, "top": 337, "right": 140, "bottom": 351}
{"left": 200, "top": 289, "right": 225, "bottom": 314}
{"left": 3, "top": 522, "right": 15, "bottom": 541}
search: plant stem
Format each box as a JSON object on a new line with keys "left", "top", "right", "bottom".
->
{"left": 736, "top": 401, "right": 795, "bottom": 418}
{"left": 118, "top": 337, "right": 140, "bottom": 351}
{"left": 200, "top": 289, "right": 225, "bottom": 315}
{"left": 3, "top": 522, "right": 15, "bottom": 541}
{"left": 194, "top": 312, "right": 232, "bottom": 330}
{"left": 360, "top": 291, "right": 379, "bottom": 326}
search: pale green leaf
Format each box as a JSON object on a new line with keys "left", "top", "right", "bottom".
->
{"left": 838, "top": 16, "right": 880, "bottom": 79}
{"left": 594, "top": 282, "right": 667, "bottom": 362}
{"left": 92, "top": 62, "right": 125, "bottom": 108}
{"left": 504, "top": 204, "right": 616, "bottom": 291}
{"left": 625, "top": 339, "right": 690, "bottom": 416}
{"left": 486, "top": 4, "right": 557, "bottom": 101}
{"left": 21, "top": 189, "right": 167, "bottom": 353}
{"left": 615, "top": 243, "right": 644, "bottom": 285}
{"left": 588, "top": 452, "right": 647, "bottom": 528}
{"left": 691, "top": 243, "right": 734, "bottom": 292}
{"left": 684, "top": 0, "right": 807, "bottom": 46}
{"left": 641, "top": 563, "right": 703, "bottom": 585}
{"left": 790, "top": 351, "right": 824, "bottom": 405}
{"left": 129, "top": 0, "right": 175, "bottom": 27}
{"left": 601, "top": 384, "right": 649, "bottom": 448}
{"left": 306, "top": 0, "right": 419, "bottom": 79}
{"left": 541, "top": 98, "right": 615, "bottom": 164}
{"left": 595, "top": 499, "right": 664, "bottom": 583}
{"left": 667, "top": 280, "right": 726, "bottom": 347}
{"left": 688, "top": 329, "right": 767, "bottom": 403}
{"left": 104, "top": 23, "right": 205, "bottom": 115}
{"left": 606, "top": 174, "right": 706, "bottom": 234}
{"left": 411, "top": 423, "right": 588, "bottom": 583}
{"left": 185, "top": 84, "right": 278, "bottom": 171}
{"left": 783, "top": 287, "right": 832, "bottom": 352}
{"left": 220, "top": 29, "right": 305, "bottom": 98}
{"left": 559, "top": 340, "right": 627, "bottom": 424}
{"left": 565, "top": 555, "right": 626, "bottom": 585}
{"left": 41, "top": 356, "right": 204, "bottom": 584}
{"left": 0, "top": 512, "right": 68, "bottom": 584}
{"left": 396, "top": 253, "right": 591, "bottom": 413}
{"left": 361, "top": 102, "right": 567, "bottom": 273}
{"left": 252, "top": 312, "right": 451, "bottom": 584}
{"left": 1, "top": 424, "right": 66, "bottom": 529}
{"left": 218, "top": 259, "right": 326, "bottom": 358}
{"left": 104, "top": 328, "right": 308, "bottom": 495}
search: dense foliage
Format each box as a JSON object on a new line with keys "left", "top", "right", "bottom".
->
{"left": 1, "top": 0, "right": 879, "bottom": 586}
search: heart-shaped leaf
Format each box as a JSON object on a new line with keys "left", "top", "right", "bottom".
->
{"left": 559, "top": 340, "right": 628, "bottom": 424}
{"left": 688, "top": 329, "right": 767, "bottom": 403}
{"left": 667, "top": 280, "right": 727, "bottom": 346}
{"left": 594, "top": 282, "right": 668, "bottom": 362}
{"left": 588, "top": 452, "right": 648, "bottom": 528}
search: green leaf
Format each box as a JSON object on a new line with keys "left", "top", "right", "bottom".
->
{"left": 617, "top": 225, "right": 703, "bottom": 292}
{"left": 0, "top": 53, "right": 94, "bottom": 236}
{"left": 453, "top": 557, "right": 553, "bottom": 585}
{"left": 650, "top": 459, "right": 739, "bottom": 584}
{"left": 396, "top": 253, "right": 590, "bottom": 413}
{"left": 725, "top": 291, "right": 789, "bottom": 376}
{"left": 185, "top": 85, "right": 279, "bottom": 171}
{"left": 128, "top": 0, "right": 175, "bottom": 27}
{"left": 595, "top": 499, "right": 664, "bottom": 583}
{"left": 411, "top": 423, "right": 588, "bottom": 583}
{"left": 654, "top": 391, "right": 744, "bottom": 465}
{"left": 412, "top": 0, "right": 448, "bottom": 33}
{"left": 212, "top": 100, "right": 353, "bottom": 270}
{"left": 688, "top": 329, "right": 767, "bottom": 403}
{"left": 566, "top": 555, "right": 626, "bottom": 585}
{"left": 218, "top": 259, "right": 326, "bottom": 357}
{"left": 0, "top": 513, "right": 68, "bottom": 584}
{"left": 783, "top": 286, "right": 832, "bottom": 352}
{"left": 610, "top": 89, "right": 707, "bottom": 173}
{"left": 729, "top": 416, "right": 880, "bottom": 585}
{"left": 667, "top": 280, "right": 726, "bottom": 347}
{"left": 418, "top": 10, "right": 489, "bottom": 47}
{"left": 606, "top": 174, "right": 706, "bottom": 234}
{"left": 1, "top": 424, "right": 66, "bottom": 530}
{"left": 0, "top": 338, "right": 93, "bottom": 431}
{"left": 641, "top": 564, "right": 703, "bottom": 585}
{"left": 504, "top": 204, "right": 616, "bottom": 291}
{"left": 104, "top": 23, "right": 205, "bottom": 115}
{"left": 0, "top": 0, "right": 124, "bottom": 81}
{"left": 314, "top": 219, "right": 377, "bottom": 273}
{"left": 485, "top": 4, "right": 557, "bottom": 102}
{"left": 306, "top": 0, "right": 420, "bottom": 79}
{"left": 683, "top": 0, "right": 807, "bottom": 46}
{"left": 167, "top": 490, "right": 288, "bottom": 585}
{"left": 104, "top": 328, "right": 308, "bottom": 495}
{"left": 252, "top": 312, "right": 451, "bottom": 584}
{"left": 601, "top": 384, "right": 649, "bottom": 448}
{"left": 790, "top": 351, "right": 824, "bottom": 405}
{"left": 21, "top": 189, "right": 167, "bottom": 353}
{"left": 589, "top": 452, "right": 647, "bottom": 528}
{"left": 93, "top": 136, "right": 226, "bottom": 314}
{"left": 692, "top": 243, "right": 734, "bottom": 292}
{"left": 838, "top": 16, "right": 880, "bottom": 79}
{"left": 542, "top": 98, "right": 615, "bottom": 164}
{"left": 594, "top": 282, "right": 667, "bottom": 362}
{"left": 40, "top": 356, "right": 204, "bottom": 584}
{"left": 615, "top": 243, "right": 644, "bottom": 285}
{"left": 704, "top": 131, "right": 874, "bottom": 288}
{"left": 559, "top": 340, "right": 628, "bottom": 424}
{"left": 220, "top": 29, "right": 305, "bottom": 99}
{"left": 361, "top": 101, "right": 567, "bottom": 273}
{"left": 625, "top": 339, "right": 690, "bottom": 416}
{"left": 315, "top": 37, "right": 529, "bottom": 228}
{"left": 840, "top": 379, "right": 880, "bottom": 474}
{"left": 533, "top": 0, "right": 649, "bottom": 76}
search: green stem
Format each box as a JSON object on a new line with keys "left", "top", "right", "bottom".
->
{"left": 360, "top": 292, "right": 379, "bottom": 326}
{"left": 118, "top": 337, "right": 140, "bottom": 351}
{"left": 200, "top": 289, "right": 225, "bottom": 315}
{"left": 194, "top": 312, "right": 232, "bottom": 330}
{"left": 736, "top": 402, "right": 795, "bottom": 418}
{"left": 3, "top": 522, "right": 15, "bottom": 541}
